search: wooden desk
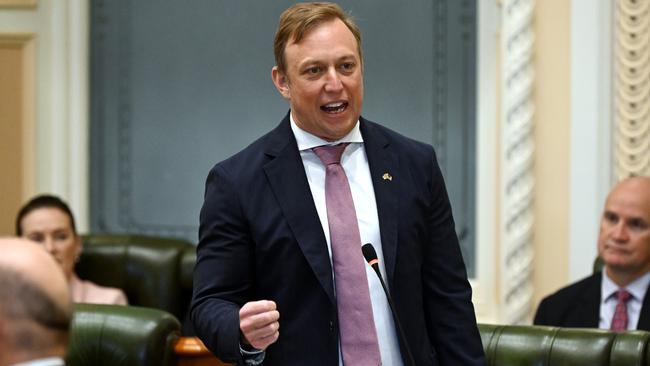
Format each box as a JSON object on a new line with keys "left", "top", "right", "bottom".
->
{"left": 175, "top": 337, "right": 233, "bottom": 366}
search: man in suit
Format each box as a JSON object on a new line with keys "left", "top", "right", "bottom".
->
{"left": 534, "top": 176, "right": 650, "bottom": 331}
{"left": 0, "top": 237, "right": 73, "bottom": 366}
{"left": 191, "top": 3, "right": 485, "bottom": 365}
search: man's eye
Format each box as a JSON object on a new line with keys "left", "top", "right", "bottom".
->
{"left": 340, "top": 62, "right": 355, "bottom": 71}
{"left": 629, "top": 219, "right": 647, "bottom": 230}
{"left": 604, "top": 212, "right": 618, "bottom": 223}
{"left": 306, "top": 66, "right": 321, "bottom": 75}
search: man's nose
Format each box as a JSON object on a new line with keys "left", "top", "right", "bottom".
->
{"left": 324, "top": 68, "right": 343, "bottom": 92}
{"left": 611, "top": 221, "right": 630, "bottom": 242}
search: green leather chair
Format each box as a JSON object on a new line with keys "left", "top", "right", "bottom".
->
{"left": 75, "top": 234, "right": 195, "bottom": 325}
{"left": 179, "top": 247, "right": 196, "bottom": 298}
{"left": 479, "top": 323, "right": 650, "bottom": 366}
{"left": 594, "top": 255, "right": 605, "bottom": 273}
{"left": 67, "top": 304, "right": 181, "bottom": 366}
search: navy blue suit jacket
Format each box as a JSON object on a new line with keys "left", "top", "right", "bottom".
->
{"left": 534, "top": 271, "right": 650, "bottom": 330}
{"left": 191, "top": 114, "right": 485, "bottom": 365}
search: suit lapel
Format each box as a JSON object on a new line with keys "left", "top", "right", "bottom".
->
{"left": 579, "top": 273, "right": 602, "bottom": 328}
{"left": 637, "top": 280, "right": 650, "bottom": 330}
{"left": 566, "top": 273, "right": 601, "bottom": 328}
{"left": 263, "top": 117, "right": 335, "bottom": 304}
{"left": 360, "top": 119, "right": 399, "bottom": 288}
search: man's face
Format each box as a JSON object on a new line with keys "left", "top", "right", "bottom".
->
{"left": 598, "top": 179, "right": 650, "bottom": 279}
{"left": 272, "top": 18, "right": 363, "bottom": 142}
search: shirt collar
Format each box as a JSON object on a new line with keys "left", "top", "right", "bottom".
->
{"left": 602, "top": 269, "right": 650, "bottom": 302}
{"left": 289, "top": 112, "right": 363, "bottom": 151}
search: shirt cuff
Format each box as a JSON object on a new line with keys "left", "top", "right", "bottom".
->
{"left": 239, "top": 343, "right": 265, "bottom": 366}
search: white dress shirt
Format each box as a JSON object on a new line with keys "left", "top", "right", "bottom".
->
{"left": 12, "top": 357, "right": 65, "bottom": 366}
{"left": 291, "top": 116, "right": 404, "bottom": 366}
{"left": 600, "top": 270, "right": 650, "bottom": 330}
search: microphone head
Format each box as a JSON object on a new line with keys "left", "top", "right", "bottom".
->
{"left": 362, "top": 243, "right": 378, "bottom": 264}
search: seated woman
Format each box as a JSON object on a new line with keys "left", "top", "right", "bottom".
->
{"left": 16, "top": 194, "right": 128, "bottom": 305}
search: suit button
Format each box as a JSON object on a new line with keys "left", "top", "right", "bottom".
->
{"left": 329, "top": 320, "right": 334, "bottom": 332}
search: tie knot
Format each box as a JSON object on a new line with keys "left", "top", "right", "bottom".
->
{"left": 616, "top": 289, "right": 632, "bottom": 303}
{"left": 313, "top": 143, "right": 349, "bottom": 165}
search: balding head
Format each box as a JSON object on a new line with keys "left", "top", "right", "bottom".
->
{"left": 0, "top": 237, "right": 72, "bottom": 364}
{"left": 598, "top": 176, "right": 650, "bottom": 286}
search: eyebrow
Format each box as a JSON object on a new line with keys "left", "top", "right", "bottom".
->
{"left": 297, "top": 54, "right": 358, "bottom": 67}
{"left": 603, "top": 210, "right": 618, "bottom": 217}
{"left": 629, "top": 217, "right": 648, "bottom": 224}
{"left": 26, "top": 226, "right": 70, "bottom": 233}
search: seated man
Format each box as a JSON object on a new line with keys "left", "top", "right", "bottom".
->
{"left": 0, "top": 237, "right": 73, "bottom": 366}
{"left": 534, "top": 176, "right": 650, "bottom": 331}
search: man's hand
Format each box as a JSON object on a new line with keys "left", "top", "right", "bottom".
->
{"left": 239, "top": 300, "right": 280, "bottom": 350}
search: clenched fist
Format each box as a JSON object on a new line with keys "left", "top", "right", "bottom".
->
{"left": 239, "top": 300, "right": 280, "bottom": 350}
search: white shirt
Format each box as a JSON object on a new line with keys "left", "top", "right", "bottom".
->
{"left": 12, "top": 357, "right": 65, "bottom": 366}
{"left": 291, "top": 116, "right": 404, "bottom": 366}
{"left": 599, "top": 270, "right": 650, "bottom": 330}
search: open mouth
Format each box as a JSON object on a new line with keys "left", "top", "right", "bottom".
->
{"left": 320, "top": 101, "right": 348, "bottom": 114}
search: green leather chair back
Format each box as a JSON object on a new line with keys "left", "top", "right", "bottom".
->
{"left": 180, "top": 247, "right": 196, "bottom": 294}
{"left": 67, "top": 304, "right": 181, "bottom": 366}
{"left": 479, "top": 323, "right": 650, "bottom": 366}
{"left": 594, "top": 255, "right": 605, "bottom": 273}
{"left": 75, "top": 234, "right": 195, "bottom": 321}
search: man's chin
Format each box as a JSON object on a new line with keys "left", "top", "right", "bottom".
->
{"left": 603, "top": 254, "right": 627, "bottom": 266}
{"left": 605, "top": 261, "right": 641, "bottom": 276}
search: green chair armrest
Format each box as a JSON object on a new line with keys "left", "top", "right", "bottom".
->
{"left": 67, "top": 303, "right": 181, "bottom": 366}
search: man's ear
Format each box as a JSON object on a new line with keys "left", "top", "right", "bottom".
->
{"left": 271, "top": 66, "right": 291, "bottom": 100}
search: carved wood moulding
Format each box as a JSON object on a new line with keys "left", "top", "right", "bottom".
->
{"left": 500, "top": 0, "right": 535, "bottom": 324}
{"left": 615, "top": 0, "right": 650, "bottom": 178}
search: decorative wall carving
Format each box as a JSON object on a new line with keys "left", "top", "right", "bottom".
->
{"left": 500, "top": 0, "right": 535, "bottom": 324}
{"left": 615, "top": 0, "right": 650, "bottom": 178}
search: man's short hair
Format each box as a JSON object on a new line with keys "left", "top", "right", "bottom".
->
{"left": 15, "top": 194, "right": 77, "bottom": 236}
{"left": 273, "top": 2, "right": 363, "bottom": 73}
{"left": 0, "top": 266, "right": 72, "bottom": 352}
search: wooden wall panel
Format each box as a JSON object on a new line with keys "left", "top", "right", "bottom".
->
{"left": 0, "top": 0, "right": 36, "bottom": 8}
{"left": 0, "top": 34, "right": 34, "bottom": 235}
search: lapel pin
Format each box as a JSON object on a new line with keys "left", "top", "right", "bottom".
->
{"left": 382, "top": 173, "right": 393, "bottom": 181}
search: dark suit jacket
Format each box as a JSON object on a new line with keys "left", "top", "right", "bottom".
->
{"left": 533, "top": 271, "right": 650, "bottom": 330}
{"left": 191, "top": 114, "right": 485, "bottom": 365}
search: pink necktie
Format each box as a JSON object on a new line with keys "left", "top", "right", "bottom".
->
{"left": 610, "top": 289, "right": 632, "bottom": 332}
{"left": 313, "top": 144, "right": 381, "bottom": 366}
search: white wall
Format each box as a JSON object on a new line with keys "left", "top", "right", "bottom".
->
{"left": 568, "top": 0, "right": 613, "bottom": 281}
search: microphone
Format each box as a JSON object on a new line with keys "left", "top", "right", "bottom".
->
{"left": 362, "top": 243, "right": 415, "bottom": 366}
